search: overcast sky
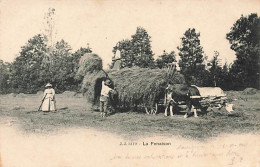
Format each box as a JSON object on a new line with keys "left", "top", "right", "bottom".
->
{"left": 1, "top": 0, "right": 260, "bottom": 68}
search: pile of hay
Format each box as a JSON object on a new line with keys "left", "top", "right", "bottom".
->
{"left": 7, "top": 93, "right": 17, "bottom": 97}
{"left": 16, "top": 93, "right": 26, "bottom": 98}
{"left": 242, "top": 88, "right": 258, "bottom": 95}
{"left": 76, "top": 53, "right": 106, "bottom": 105}
{"left": 76, "top": 53, "right": 103, "bottom": 77}
{"left": 36, "top": 91, "right": 43, "bottom": 95}
{"left": 62, "top": 91, "right": 77, "bottom": 97}
{"left": 107, "top": 67, "right": 185, "bottom": 107}
{"left": 82, "top": 70, "right": 107, "bottom": 105}
{"left": 78, "top": 53, "right": 186, "bottom": 109}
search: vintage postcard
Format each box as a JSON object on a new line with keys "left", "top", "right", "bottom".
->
{"left": 0, "top": 0, "right": 260, "bottom": 166}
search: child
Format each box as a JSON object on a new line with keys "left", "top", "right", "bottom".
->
{"left": 100, "top": 79, "right": 112, "bottom": 117}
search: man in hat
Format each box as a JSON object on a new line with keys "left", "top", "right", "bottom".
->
{"left": 100, "top": 78, "right": 113, "bottom": 117}
{"left": 41, "top": 83, "right": 56, "bottom": 112}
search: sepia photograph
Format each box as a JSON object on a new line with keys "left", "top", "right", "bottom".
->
{"left": 0, "top": 0, "right": 260, "bottom": 166}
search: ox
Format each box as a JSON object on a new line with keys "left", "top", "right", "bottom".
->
{"left": 164, "top": 84, "right": 233, "bottom": 118}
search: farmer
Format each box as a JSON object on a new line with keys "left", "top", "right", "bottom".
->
{"left": 41, "top": 83, "right": 56, "bottom": 112}
{"left": 164, "top": 84, "right": 175, "bottom": 117}
{"left": 112, "top": 43, "right": 122, "bottom": 70}
{"left": 100, "top": 78, "right": 113, "bottom": 117}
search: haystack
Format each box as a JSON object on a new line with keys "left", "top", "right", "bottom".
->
{"left": 78, "top": 53, "right": 186, "bottom": 109}
{"left": 76, "top": 53, "right": 103, "bottom": 77}
{"left": 62, "top": 91, "right": 77, "bottom": 97}
{"left": 243, "top": 88, "right": 258, "bottom": 95}
{"left": 82, "top": 70, "right": 107, "bottom": 105}
{"left": 107, "top": 67, "right": 185, "bottom": 107}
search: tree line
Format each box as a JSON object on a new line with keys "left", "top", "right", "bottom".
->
{"left": 111, "top": 13, "right": 260, "bottom": 90}
{"left": 0, "top": 12, "right": 259, "bottom": 94}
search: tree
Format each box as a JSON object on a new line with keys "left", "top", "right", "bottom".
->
{"left": 9, "top": 34, "right": 48, "bottom": 93}
{"left": 131, "top": 27, "right": 154, "bottom": 68}
{"left": 112, "top": 27, "right": 155, "bottom": 68}
{"left": 112, "top": 39, "right": 134, "bottom": 68}
{"left": 220, "top": 62, "right": 232, "bottom": 90}
{"left": 208, "top": 51, "right": 223, "bottom": 87}
{"left": 177, "top": 28, "right": 205, "bottom": 84}
{"left": 226, "top": 13, "right": 260, "bottom": 89}
{"left": 7, "top": 8, "right": 90, "bottom": 93}
{"left": 41, "top": 8, "right": 58, "bottom": 78}
{"left": 43, "top": 8, "right": 56, "bottom": 47}
{"left": 0, "top": 60, "right": 11, "bottom": 93}
{"left": 155, "top": 50, "right": 176, "bottom": 69}
{"left": 49, "top": 39, "right": 74, "bottom": 91}
{"left": 9, "top": 34, "right": 79, "bottom": 93}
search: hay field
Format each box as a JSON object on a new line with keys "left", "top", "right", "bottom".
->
{"left": 0, "top": 91, "right": 259, "bottom": 140}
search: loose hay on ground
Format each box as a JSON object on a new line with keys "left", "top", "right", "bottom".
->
{"left": 62, "top": 91, "right": 77, "bottom": 97}
{"left": 243, "top": 88, "right": 259, "bottom": 95}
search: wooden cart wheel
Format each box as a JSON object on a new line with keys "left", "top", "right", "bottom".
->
{"left": 145, "top": 107, "right": 149, "bottom": 114}
{"left": 150, "top": 103, "right": 158, "bottom": 115}
{"left": 145, "top": 103, "right": 158, "bottom": 115}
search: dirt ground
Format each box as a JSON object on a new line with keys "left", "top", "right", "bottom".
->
{"left": 0, "top": 90, "right": 259, "bottom": 140}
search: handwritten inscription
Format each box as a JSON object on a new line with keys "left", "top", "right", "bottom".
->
{"left": 113, "top": 142, "right": 247, "bottom": 166}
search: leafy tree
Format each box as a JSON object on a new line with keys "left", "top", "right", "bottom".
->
{"left": 7, "top": 8, "right": 91, "bottom": 93}
{"left": 208, "top": 51, "right": 223, "bottom": 87}
{"left": 9, "top": 34, "right": 47, "bottom": 93}
{"left": 112, "top": 27, "right": 155, "bottom": 68}
{"left": 220, "top": 62, "right": 232, "bottom": 90}
{"left": 112, "top": 39, "right": 134, "bottom": 68}
{"left": 0, "top": 60, "right": 11, "bottom": 93}
{"left": 226, "top": 13, "right": 260, "bottom": 89}
{"left": 49, "top": 39, "right": 75, "bottom": 91}
{"left": 9, "top": 34, "right": 81, "bottom": 93}
{"left": 131, "top": 27, "right": 154, "bottom": 68}
{"left": 155, "top": 50, "right": 176, "bottom": 69}
{"left": 177, "top": 28, "right": 205, "bottom": 84}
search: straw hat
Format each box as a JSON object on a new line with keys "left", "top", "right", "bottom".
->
{"left": 45, "top": 83, "right": 52, "bottom": 87}
{"left": 104, "top": 79, "right": 112, "bottom": 86}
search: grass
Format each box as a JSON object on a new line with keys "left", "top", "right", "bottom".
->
{"left": 0, "top": 91, "right": 259, "bottom": 140}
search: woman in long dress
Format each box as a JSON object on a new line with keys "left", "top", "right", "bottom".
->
{"left": 41, "top": 83, "right": 56, "bottom": 112}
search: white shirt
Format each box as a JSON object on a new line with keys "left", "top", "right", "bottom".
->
{"left": 101, "top": 81, "right": 112, "bottom": 97}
